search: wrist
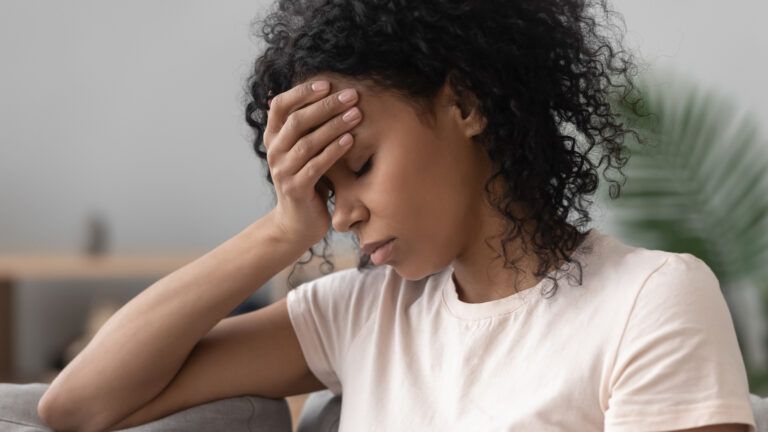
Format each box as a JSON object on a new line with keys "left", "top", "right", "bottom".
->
{"left": 257, "top": 210, "right": 315, "bottom": 253}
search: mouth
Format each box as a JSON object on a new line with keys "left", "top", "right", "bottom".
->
{"left": 369, "top": 238, "right": 396, "bottom": 265}
{"left": 361, "top": 237, "right": 396, "bottom": 255}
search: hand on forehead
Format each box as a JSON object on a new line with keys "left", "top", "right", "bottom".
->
{"left": 267, "top": 73, "right": 371, "bottom": 115}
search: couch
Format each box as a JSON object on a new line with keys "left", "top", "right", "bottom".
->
{"left": 0, "top": 383, "right": 766, "bottom": 431}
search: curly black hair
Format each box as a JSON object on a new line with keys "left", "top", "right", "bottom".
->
{"left": 243, "top": 0, "right": 648, "bottom": 296}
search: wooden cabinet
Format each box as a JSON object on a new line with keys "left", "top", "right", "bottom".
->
{"left": 0, "top": 253, "right": 203, "bottom": 382}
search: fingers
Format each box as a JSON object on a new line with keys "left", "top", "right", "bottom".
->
{"left": 268, "top": 89, "right": 360, "bottom": 159}
{"left": 286, "top": 105, "right": 362, "bottom": 177}
{"left": 265, "top": 80, "right": 330, "bottom": 139}
{"left": 277, "top": 87, "right": 359, "bottom": 155}
{"left": 296, "top": 131, "right": 355, "bottom": 194}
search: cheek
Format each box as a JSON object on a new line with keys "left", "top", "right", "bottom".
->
{"left": 404, "top": 168, "right": 461, "bottom": 229}
{"left": 373, "top": 132, "right": 464, "bottom": 222}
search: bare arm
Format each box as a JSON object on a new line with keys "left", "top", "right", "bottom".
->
{"left": 37, "top": 211, "right": 310, "bottom": 431}
{"left": 103, "top": 297, "right": 326, "bottom": 431}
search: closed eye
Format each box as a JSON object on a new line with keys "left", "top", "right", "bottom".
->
{"left": 354, "top": 156, "right": 373, "bottom": 178}
{"left": 322, "top": 155, "right": 373, "bottom": 202}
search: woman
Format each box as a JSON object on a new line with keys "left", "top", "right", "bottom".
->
{"left": 38, "top": 0, "right": 756, "bottom": 431}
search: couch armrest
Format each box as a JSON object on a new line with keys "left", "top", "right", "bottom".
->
{"left": 0, "top": 383, "right": 291, "bottom": 432}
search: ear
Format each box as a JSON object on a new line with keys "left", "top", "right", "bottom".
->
{"left": 442, "top": 80, "right": 487, "bottom": 139}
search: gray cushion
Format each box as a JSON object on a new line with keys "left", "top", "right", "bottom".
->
{"left": 0, "top": 383, "right": 291, "bottom": 431}
{"left": 296, "top": 390, "right": 341, "bottom": 432}
{"left": 750, "top": 393, "right": 768, "bottom": 432}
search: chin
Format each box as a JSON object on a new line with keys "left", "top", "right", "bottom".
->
{"left": 391, "top": 263, "right": 446, "bottom": 282}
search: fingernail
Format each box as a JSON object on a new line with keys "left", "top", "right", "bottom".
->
{"left": 343, "top": 107, "right": 361, "bottom": 122}
{"left": 312, "top": 81, "right": 329, "bottom": 92}
{"left": 339, "top": 133, "right": 353, "bottom": 147}
{"left": 338, "top": 89, "right": 357, "bottom": 103}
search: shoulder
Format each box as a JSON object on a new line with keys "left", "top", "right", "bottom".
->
{"left": 609, "top": 249, "right": 736, "bottom": 374}
{"left": 565, "top": 232, "right": 723, "bottom": 330}
{"left": 632, "top": 251, "right": 721, "bottom": 312}
{"left": 587, "top": 231, "right": 715, "bottom": 293}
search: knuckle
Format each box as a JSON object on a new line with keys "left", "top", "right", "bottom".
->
{"left": 267, "top": 153, "right": 278, "bottom": 169}
{"left": 304, "top": 160, "right": 315, "bottom": 177}
{"left": 271, "top": 93, "right": 283, "bottom": 110}
{"left": 323, "top": 95, "right": 335, "bottom": 110}
{"left": 296, "top": 137, "right": 312, "bottom": 156}
{"left": 270, "top": 167, "right": 283, "bottom": 180}
{"left": 286, "top": 113, "right": 301, "bottom": 132}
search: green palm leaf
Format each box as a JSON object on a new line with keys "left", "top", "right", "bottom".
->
{"left": 600, "top": 74, "right": 768, "bottom": 292}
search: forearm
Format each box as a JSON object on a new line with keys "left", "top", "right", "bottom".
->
{"left": 38, "top": 211, "right": 309, "bottom": 431}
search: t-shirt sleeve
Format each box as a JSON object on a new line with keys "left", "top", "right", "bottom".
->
{"left": 285, "top": 270, "right": 361, "bottom": 396}
{"left": 604, "top": 253, "right": 757, "bottom": 432}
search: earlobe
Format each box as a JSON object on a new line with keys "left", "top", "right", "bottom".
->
{"left": 440, "top": 76, "right": 487, "bottom": 138}
{"left": 450, "top": 91, "right": 486, "bottom": 138}
{"left": 457, "top": 104, "right": 487, "bottom": 138}
{"left": 466, "top": 110, "right": 487, "bottom": 138}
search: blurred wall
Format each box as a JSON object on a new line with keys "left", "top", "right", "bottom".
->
{"left": 0, "top": 0, "right": 281, "bottom": 254}
{"left": 1, "top": 0, "right": 765, "bottom": 253}
{"left": 609, "top": 0, "right": 766, "bottom": 130}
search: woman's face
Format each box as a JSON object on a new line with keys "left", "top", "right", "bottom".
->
{"left": 307, "top": 73, "right": 494, "bottom": 281}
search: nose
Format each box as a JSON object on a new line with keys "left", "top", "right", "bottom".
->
{"left": 331, "top": 191, "right": 367, "bottom": 233}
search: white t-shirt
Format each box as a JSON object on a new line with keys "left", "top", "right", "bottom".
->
{"left": 286, "top": 228, "right": 757, "bottom": 431}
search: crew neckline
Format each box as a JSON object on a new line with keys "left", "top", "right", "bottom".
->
{"left": 441, "top": 228, "right": 605, "bottom": 320}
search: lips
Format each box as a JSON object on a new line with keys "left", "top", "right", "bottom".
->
{"left": 362, "top": 237, "right": 395, "bottom": 255}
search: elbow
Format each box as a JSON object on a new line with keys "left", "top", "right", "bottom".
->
{"left": 37, "top": 389, "right": 72, "bottom": 431}
{"left": 37, "top": 389, "right": 78, "bottom": 432}
{"left": 37, "top": 389, "right": 96, "bottom": 432}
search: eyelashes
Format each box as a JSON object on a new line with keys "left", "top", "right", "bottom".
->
{"left": 325, "top": 155, "right": 373, "bottom": 202}
{"left": 353, "top": 156, "right": 373, "bottom": 178}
